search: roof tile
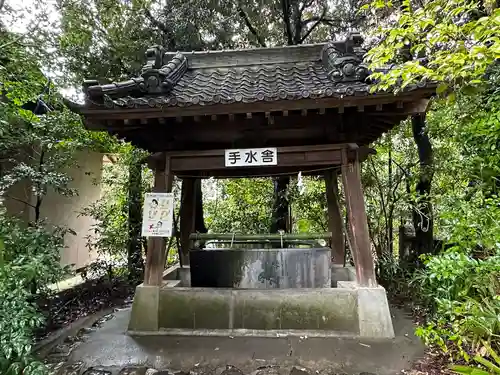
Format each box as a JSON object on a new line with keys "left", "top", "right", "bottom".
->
{"left": 83, "top": 33, "right": 431, "bottom": 110}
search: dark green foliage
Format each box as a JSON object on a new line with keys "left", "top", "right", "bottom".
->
{"left": 289, "top": 177, "right": 328, "bottom": 234}
{"left": 365, "top": 1, "right": 500, "bottom": 364}
{"left": 0, "top": 212, "right": 69, "bottom": 375}
{"left": 414, "top": 253, "right": 499, "bottom": 358}
{"left": 204, "top": 178, "right": 274, "bottom": 234}
{"left": 0, "top": 17, "right": 115, "bottom": 374}
{"left": 80, "top": 144, "right": 153, "bottom": 280}
{"left": 127, "top": 148, "right": 146, "bottom": 280}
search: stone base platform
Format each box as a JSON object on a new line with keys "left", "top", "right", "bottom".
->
{"left": 128, "top": 283, "right": 394, "bottom": 338}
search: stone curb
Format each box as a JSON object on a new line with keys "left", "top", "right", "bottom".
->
{"left": 35, "top": 307, "right": 116, "bottom": 358}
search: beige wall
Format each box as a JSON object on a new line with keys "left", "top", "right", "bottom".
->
{"left": 41, "top": 151, "right": 103, "bottom": 269}
{"left": 3, "top": 178, "right": 33, "bottom": 222}
{"left": 4, "top": 151, "right": 103, "bottom": 270}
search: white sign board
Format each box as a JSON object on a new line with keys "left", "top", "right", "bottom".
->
{"left": 224, "top": 147, "right": 278, "bottom": 167}
{"left": 141, "top": 192, "right": 174, "bottom": 237}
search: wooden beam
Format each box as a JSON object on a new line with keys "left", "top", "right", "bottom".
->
{"left": 147, "top": 144, "right": 376, "bottom": 176}
{"left": 82, "top": 89, "right": 436, "bottom": 123}
{"left": 407, "top": 98, "right": 430, "bottom": 114}
{"left": 119, "top": 109, "right": 394, "bottom": 153}
{"left": 325, "top": 169, "right": 344, "bottom": 264}
{"left": 169, "top": 144, "right": 345, "bottom": 172}
{"left": 341, "top": 149, "right": 377, "bottom": 287}
{"left": 265, "top": 112, "right": 274, "bottom": 125}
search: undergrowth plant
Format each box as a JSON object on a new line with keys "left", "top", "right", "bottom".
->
{"left": 0, "top": 211, "right": 69, "bottom": 375}
{"left": 450, "top": 341, "right": 500, "bottom": 374}
{"left": 414, "top": 252, "right": 500, "bottom": 361}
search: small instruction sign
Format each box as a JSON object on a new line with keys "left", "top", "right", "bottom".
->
{"left": 141, "top": 192, "right": 174, "bottom": 237}
{"left": 224, "top": 148, "right": 278, "bottom": 167}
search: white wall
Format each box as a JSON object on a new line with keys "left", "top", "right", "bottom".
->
{"left": 4, "top": 151, "right": 103, "bottom": 270}
{"left": 40, "top": 151, "right": 103, "bottom": 269}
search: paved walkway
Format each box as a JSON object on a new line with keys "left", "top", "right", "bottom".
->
{"left": 43, "top": 307, "right": 424, "bottom": 375}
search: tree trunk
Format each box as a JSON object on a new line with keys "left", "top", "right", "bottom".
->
{"left": 270, "top": 176, "right": 290, "bottom": 233}
{"left": 410, "top": 114, "right": 434, "bottom": 264}
{"left": 388, "top": 133, "right": 394, "bottom": 255}
{"left": 127, "top": 156, "right": 144, "bottom": 280}
{"left": 194, "top": 178, "right": 207, "bottom": 234}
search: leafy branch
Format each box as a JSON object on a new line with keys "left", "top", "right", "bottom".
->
{"left": 299, "top": 5, "right": 327, "bottom": 43}
{"left": 237, "top": 2, "right": 266, "bottom": 47}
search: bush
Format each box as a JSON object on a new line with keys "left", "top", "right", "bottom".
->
{"left": 376, "top": 254, "right": 414, "bottom": 298}
{"left": 81, "top": 145, "right": 153, "bottom": 281}
{"left": 413, "top": 252, "right": 500, "bottom": 360}
{"left": 0, "top": 211, "right": 69, "bottom": 375}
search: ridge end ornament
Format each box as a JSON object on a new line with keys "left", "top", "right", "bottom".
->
{"left": 321, "top": 32, "right": 370, "bottom": 84}
{"left": 141, "top": 47, "right": 188, "bottom": 94}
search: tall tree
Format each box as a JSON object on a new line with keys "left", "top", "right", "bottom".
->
{"left": 365, "top": 0, "right": 500, "bottom": 258}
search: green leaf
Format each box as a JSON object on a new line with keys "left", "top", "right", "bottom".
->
{"left": 437, "top": 83, "right": 449, "bottom": 94}
{"left": 474, "top": 355, "right": 500, "bottom": 374}
{"left": 449, "top": 364, "right": 478, "bottom": 374}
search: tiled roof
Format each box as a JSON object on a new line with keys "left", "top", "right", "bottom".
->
{"left": 82, "top": 33, "right": 428, "bottom": 110}
{"left": 110, "top": 63, "right": 375, "bottom": 109}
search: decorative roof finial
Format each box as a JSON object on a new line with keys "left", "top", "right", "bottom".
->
{"left": 143, "top": 45, "right": 165, "bottom": 71}
{"left": 321, "top": 32, "right": 369, "bottom": 83}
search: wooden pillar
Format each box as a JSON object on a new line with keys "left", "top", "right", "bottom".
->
{"left": 144, "top": 154, "right": 173, "bottom": 286}
{"left": 325, "top": 169, "right": 345, "bottom": 264}
{"left": 341, "top": 149, "right": 377, "bottom": 287}
{"left": 159, "top": 156, "right": 174, "bottom": 271}
{"left": 179, "top": 178, "right": 196, "bottom": 266}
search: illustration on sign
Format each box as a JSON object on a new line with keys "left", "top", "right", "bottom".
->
{"left": 141, "top": 192, "right": 174, "bottom": 237}
{"left": 224, "top": 147, "right": 278, "bottom": 167}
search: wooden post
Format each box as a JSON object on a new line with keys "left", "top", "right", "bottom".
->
{"left": 324, "top": 169, "right": 345, "bottom": 264}
{"left": 159, "top": 156, "right": 174, "bottom": 272}
{"left": 341, "top": 149, "right": 377, "bottom": 287}
{"left": 179, "top": 178, "right": 196, "bottom": 266}
{"left": 143, "top": 154, "right": 173, "bottom": 285}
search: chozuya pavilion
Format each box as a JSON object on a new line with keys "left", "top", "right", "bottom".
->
{"left": 71, "top": 33, "right": 434, "bottom": 338}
